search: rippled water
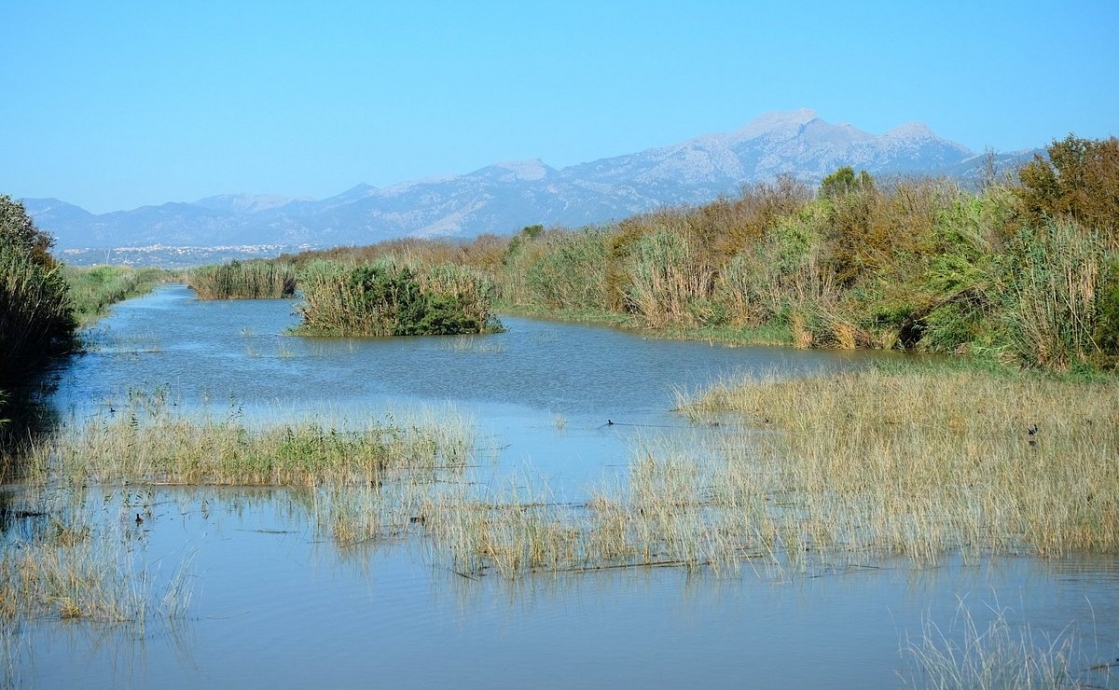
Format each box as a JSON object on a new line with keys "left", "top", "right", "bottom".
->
{"left": 8, "top": 285, "right": 1119, "bottom": 689}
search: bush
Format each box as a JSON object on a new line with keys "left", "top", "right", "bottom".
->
{"left": 295, "top": 259, "right": 502, "bottom": 337}
{"left": 1016, "top": 134, "right": 1119, "bottom": 247}
{"left": 523, "top": 228, "right": 610, "bottom": 311}
{"left": 0, "top": 195, "right": 74, "bottom": 390}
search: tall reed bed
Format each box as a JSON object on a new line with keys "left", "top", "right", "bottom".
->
{"left": 1, "top": 200, "right": 74, "bottom": 390}
{"left": 188, "top": 260, "right": 296, "bottom": 299}
{"left": 295, "top": 258, "right": 502, "bottom": 336}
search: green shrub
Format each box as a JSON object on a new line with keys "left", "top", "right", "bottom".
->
{"left": 295, "top": 258, "right": 502, "bottom": 337}
{"left": 0, "top": 196, "right": 74, "bottom": 390}
{"left": 523, "top": 228, "right": 609, "bottom": 311}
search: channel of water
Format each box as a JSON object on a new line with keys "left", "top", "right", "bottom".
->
{"left": 6, "top": 284, "right": 1118, "bottom": 689}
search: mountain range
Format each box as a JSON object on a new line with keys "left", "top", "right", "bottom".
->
{"left": 23, "top": 109, "right": 1033, "bottom": 253}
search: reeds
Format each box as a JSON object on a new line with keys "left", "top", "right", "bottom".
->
{"left": 904, "top": 604, "right": 1087, "bottom": 690}
{"left": 680, "top": 365, "right": 1119, "bottom": 561}
{"left": 0, "top": 236, "right": 74, "bottom": 388}
{"left": 64, "top": 264, "right": 170, "bottom": 324}
{"left": 30, "top": 391, "right": 474, "bottom": 488}
{"left": 294, "top": 258, "right": 502, "bottom": 336}
{"left": 188, "top": 260, "right": 296, "bottom": 300}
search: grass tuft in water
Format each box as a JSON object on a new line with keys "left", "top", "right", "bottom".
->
{"left": 0, "top": 489, "right": 190, "bottom": 627}
{"left": 30, "top": 393, "right": 474, "bottom": 489}
{"left": 904, "top": 604, "right": 1089, "bottom": 690}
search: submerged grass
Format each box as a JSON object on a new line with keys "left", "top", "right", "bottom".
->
{"left": 904, "top": 604, "right": 1090, "bottom": 690}
{"left": 29, "top": 393, "right": 474, "bottom": 488}
{"left": 394, "top": 364, "right": 1118, "bottom": 580}
{"left": 0, "top": 487, "right": 192, "bottom": 627}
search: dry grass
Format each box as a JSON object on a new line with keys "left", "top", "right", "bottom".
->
{"left": 402, "top": 365, "right": 1117, "bottom": 580}
{"left": 29, "top": 392, "right": 474, "bottom": 488}
{"left": 904, "top": 604, "right": 1088, "bottom": 690}
{"left": 680, "top": 366, "right": 1119, "bottom": 561}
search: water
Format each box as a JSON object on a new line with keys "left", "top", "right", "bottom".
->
{"left": 8, "top": 285, "right": 1119, "bottom": 689}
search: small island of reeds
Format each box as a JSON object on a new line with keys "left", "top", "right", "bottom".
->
{"left": 293, "top": 258, "right": 504, "bottom": 337}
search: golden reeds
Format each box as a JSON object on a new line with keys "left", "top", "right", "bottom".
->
{"left": 680, "top": 366, "right": 1119, "bottom": 561}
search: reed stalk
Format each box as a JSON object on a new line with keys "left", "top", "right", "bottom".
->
{"left": 188, "top": 260, "right": 296, "bottom": 300}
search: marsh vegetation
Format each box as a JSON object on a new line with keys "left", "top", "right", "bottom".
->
{"left": 188, "top": 259, "right": 296, "bottom": 300}
{"left": 3, "top": 134, "right": 1118, "bottom": 688}
{"left": 293, "top": 258, "right": 503, "bottom": 336}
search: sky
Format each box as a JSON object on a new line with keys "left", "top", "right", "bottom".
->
{"left": 2, "top": 1, "right": 1116, "bottom": 214}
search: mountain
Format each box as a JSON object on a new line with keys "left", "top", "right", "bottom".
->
{"left": 24, "top": 110, "right": 1021, "bottom": 253}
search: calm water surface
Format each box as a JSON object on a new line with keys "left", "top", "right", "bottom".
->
{"left": 9, "top": 285, "right": 1119, "bottom": 689}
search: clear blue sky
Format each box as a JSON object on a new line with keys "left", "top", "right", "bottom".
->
{"left": 3, "top": 0, "right": 1116, "bottom": 213}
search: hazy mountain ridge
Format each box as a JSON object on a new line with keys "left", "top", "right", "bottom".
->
{"left": 23, "top": 110, "right": 1034, "bottom": 251}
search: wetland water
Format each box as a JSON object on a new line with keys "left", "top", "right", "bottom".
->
{"left": 9, "top": 284, "right": 1119, "bottom": 688}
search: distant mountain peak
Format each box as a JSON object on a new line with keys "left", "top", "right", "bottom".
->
{"left": 483, "top": 158, "right": 555, "bottom": 181}
{"left": 884, "top": 121, "right": 937, "bottom": 139}
{"left": 728, "top": 108, "right": 821, "bottom": 141}
{"left": 194, "top": 193, "right": 305, "bottom": 214}
{"left": 27, "top": 109, "right": 1006, "bottom": 253}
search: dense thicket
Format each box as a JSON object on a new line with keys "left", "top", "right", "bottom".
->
{"left": 294, "top": 258, "right": 503, "bottom": 336}
{"left": 0, "top": 195, "right": 74, "bottom": 390}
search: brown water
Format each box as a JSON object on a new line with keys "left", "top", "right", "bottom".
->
{"left": 6, "top": 285, "right": 1118, "bottom": 689}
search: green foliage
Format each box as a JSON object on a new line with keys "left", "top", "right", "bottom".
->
{"left": 65, "top": 264, "right": 168, "bottom": 324}
{"left": 996, "top": 221, "right": 1107, "bottom": 370}
{"left": 271, "top": 136, "right": 1119, "bottom": 373}
{"left": 503, "top": 224, "right": 545, "bottom": 264}
{"left": 1016, "top": 134, "right": 1119, "bottom": 245}
{"left": 295, "top": 258, "right": 502, "bottom": 337}
{"left": 1094, "top": 259, "right": 1119, "bottom": 360}
{"left": 188, "top": 260, "right": 296, "bottom": 300}
{"left": 0, "top": 195, "right": 75, "bottom": 390}
{"left": 819, "top": 166, "right": 874, "bottom": 199}
{"left": 523, "top": 228, "right": 610, "bottom": 311}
